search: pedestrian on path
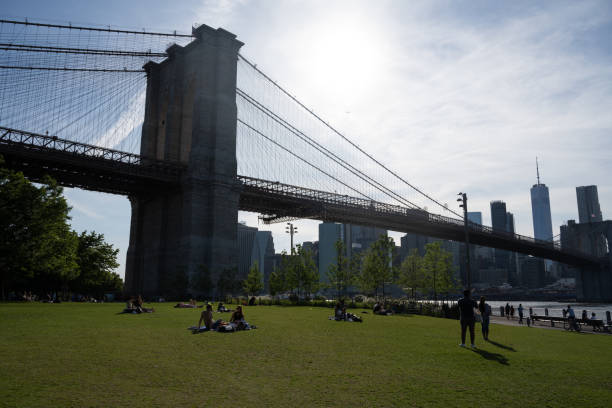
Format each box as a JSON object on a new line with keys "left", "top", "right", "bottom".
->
{"left": 458, "top": 290, "right": 478, "bottom": 348}
{"left": 505, "top": 303, "right": 510, "bottom": 320}
{"left": 518, "top": 304, "right": 524, "bottom": 325}
{"left": 478, "top": 296, "right": 491, "bottom": 341}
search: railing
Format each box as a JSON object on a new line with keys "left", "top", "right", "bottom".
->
{"left": 0, "top": 126, "right": 185, "bottom": 175}
{"left": 237, "top": 175, "right": 593, "bottom": 261}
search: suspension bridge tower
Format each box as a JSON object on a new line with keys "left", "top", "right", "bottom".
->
{"left": 124, "top": 24, "right": 244, "bottom": 298}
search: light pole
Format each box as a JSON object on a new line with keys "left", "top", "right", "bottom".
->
{"left": 285, "top": 222, "right": 298, "bottom": 254}
{"left": 457, "top": 192, "right": 471, "bottom": 291}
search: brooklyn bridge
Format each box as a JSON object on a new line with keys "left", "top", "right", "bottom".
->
{"left": 1, "top": 19, "right": 609, "bottom": 300}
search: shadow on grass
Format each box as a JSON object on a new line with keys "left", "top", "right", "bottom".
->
{"left": 470, "top": 348, "right": 509, "bottom": 365}
{"left": 487, "top": 340, "right": 516, "bottom": 352}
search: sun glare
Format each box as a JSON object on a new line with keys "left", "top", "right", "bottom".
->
{"left": 302, "top": 17, "right": 386, "bottom": 100}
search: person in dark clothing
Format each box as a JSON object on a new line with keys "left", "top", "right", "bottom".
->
{"left": 478, "top": 296, "right": 491, "bottom": 341}
{"left": 505, "top": 303, "right": 510, "bottom": 320}
{"left": 458, "top": 290, "right": 478, "bottom": 348}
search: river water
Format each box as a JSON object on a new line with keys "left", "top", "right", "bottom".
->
{"left": 485, "top": 300, "right": 612, "bottom": 320}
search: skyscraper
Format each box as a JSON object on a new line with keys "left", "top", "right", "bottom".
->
{"left": 506, "top": 212, "right": 515, "bottom": 234}
{"left": 490, "top": 201, "right": 510, "bottom": 283}
{"left": 467, "top": 212, "right": 482, "bottom": 225}
{"left": 318, "top": 222, "right": 342, "bottom": 283}
{"left": 530, "top": 161, "right": 554, "bottom": 242}
{"left": 576, "top": 185, "right": 603, "bottom": 224}
{"left": 490, "top": 201, "right": 507, "bottom": 232}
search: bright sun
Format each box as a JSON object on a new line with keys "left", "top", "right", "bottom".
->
{"left": 301, "top": 17, "right": 387, "bottom": 100}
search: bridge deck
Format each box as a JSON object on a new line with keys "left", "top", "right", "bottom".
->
{"left": 0, "top": 127, "right": 599, "bottom": 267}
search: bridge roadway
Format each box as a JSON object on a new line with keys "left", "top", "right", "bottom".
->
{"left": 0, "top": 126, "right": 599, "bottom": 268}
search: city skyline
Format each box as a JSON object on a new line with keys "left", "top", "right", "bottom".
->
{"left": 2, "top": 0, "right": 611, "bottom": 278}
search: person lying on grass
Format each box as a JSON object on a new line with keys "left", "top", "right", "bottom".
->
{"left": 175, "top": 299, "right": 203, "bottom": 308}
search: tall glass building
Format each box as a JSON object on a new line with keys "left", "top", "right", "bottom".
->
{"left": 530, "top": 182, "right": 554, "bottom": 242}
{"left": 576, "top": 185, "right": 603, "bottom": 224}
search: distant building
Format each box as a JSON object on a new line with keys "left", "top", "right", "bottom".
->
{"left": 520, "top": 257, "right": 546, "bottom": 288}
{"left": 237, "top": 224, "right": 275, "bottom": 289}
{"left": 237, "top": 223, "right": 258, "bottom": 280}
{"left": 506, "top": 212, "right": 515, "bottom": 234}
{"left": 576, "top": 185, "right": 603, "bottom": 224}
{"left": 400, "top": 232, "right": 430, "bottom": 260}
{"left": 254, "top": 231, "right": 275, "bottom": 290}
{"left": 490, "top": 201, "right": 508, "bottom": 232}
{"left": 530, "top": 181, "right": 554, "bottom": 242}
{"left": 467, "top": 212, "right": 482, "bottom": 225}
{"left": 490, "top": 201, "right": 510, "bottom": 279}
{"left": 318, "top": 223, "right": 342, "bottom": 283}
{"left": 344, "top": 224, "right": 386, "bottom": 258}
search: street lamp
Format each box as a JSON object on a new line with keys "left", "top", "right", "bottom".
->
{"left": 285, "top": 222, "right": 298, "bottom": 254}
{"left": 457, "top": 192, "right": 471, "bottom": 291}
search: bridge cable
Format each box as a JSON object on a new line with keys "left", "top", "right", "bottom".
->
{"left": 237, "top": 88, "right": 421, "bottom": 210}
{"left": 238, "top": 54, "right": 463, "bottom": 219}
{"left": 237, "top": 118, "right": 377, "bottom": 202}
{"left": 0, "top": 19, "right": 194, "bottom": 38}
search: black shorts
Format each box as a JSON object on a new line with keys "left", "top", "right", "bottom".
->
{"left": 460, "top": 317, "right": 475, "bottom": 328}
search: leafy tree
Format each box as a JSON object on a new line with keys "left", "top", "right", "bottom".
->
{"left": 72, "top": 231, "right": 121, "bottom": 297}
{"left": 0, "top": 159, "right": 78, "bottom": 298}
{"left": 359, "top": 235, "right": 395, "bottom": 298}
{"left": 268, "top": 268, "right": 284, "bottom": 298}
{"left": 326, "top": 240, "right": 356, "bottom": 299}
{"left": 243, "top": 261, "right": 264, "bottom": 297}
{"left": 397, "top": 248, "right": 424, "bottom": 299}
{"left": 286, "top": 245, "right": 319, "bottom": 299}
{"left": 421, "top": 242, "right": 456, "bottom": 300}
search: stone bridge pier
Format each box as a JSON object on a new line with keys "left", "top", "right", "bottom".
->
{"left": 565, "top": 221, "right": 612, "bottom": 302}
{"left": 124, "top": 24, "right": 243, "bottom": 298}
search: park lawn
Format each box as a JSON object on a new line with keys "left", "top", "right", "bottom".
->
{"left": 0, "top": 303, "right": 611, "bottom": 408}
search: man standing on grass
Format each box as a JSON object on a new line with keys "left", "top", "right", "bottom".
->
{"left": 458, "top": 289, "right": 478, "bottom": 348}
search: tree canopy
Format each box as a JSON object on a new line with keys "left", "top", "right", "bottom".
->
{"left": 0, "top": 157, "right": 122, "bottom": 299}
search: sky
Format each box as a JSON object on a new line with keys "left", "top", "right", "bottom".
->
{"left": 3, "top": 0, "right": 612, "bottom": 279}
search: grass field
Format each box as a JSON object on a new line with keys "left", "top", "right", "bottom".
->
{"left": 1, "top": 302, "right": 611, "bottom": 407}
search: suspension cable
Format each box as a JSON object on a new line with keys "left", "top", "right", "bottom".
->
{"left": 237, "top": 88, "right": 421, "bottom": 210}
{"left": 238, "top": 53, "right": 464, "bottom": 219}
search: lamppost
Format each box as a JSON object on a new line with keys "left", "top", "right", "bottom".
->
{"left": 285, "top": 222, "right": 298, "bottom": 254}
{"left": 457, "top": 192, "right": 471, "bottom": 291}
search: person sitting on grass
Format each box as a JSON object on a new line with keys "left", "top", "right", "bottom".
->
{"left": 135, "top": 295, "right": 155, "bottom": 313}
{"left": 373, "top": 301, "right": 392, "bottom": 315}
{"left": 334, "top": 300, "right": 346, "bottom": 320}
{"left": 230, "top": 305, "right": 251, "bottom": 330}
{"left": 196, "top": 304, "right": 214, "bottom": 330}
{"left": 217, "top": 302, "right": 233, "bottom": 312}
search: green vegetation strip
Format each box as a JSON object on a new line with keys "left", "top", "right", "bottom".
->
{"left": 1, "top": 303, "right": 611, "bottom": 407}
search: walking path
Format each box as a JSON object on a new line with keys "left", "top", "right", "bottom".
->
{"left": 490, "top": 315, "right": 611, "bottom": 335}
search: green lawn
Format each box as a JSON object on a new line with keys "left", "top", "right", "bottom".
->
{"left": 1, "top": 302, "right": 611, "bottom": 407}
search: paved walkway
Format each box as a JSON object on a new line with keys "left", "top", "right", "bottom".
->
{"left": 489, "top": 315, "right": 611, "bottom": 335}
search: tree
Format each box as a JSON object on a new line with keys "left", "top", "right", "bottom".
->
{"left": 397, "top": 248, "right": 424, "bottom": 299}
{"left": 358, "top": 235, "right": 395, "bottom": 298}
{"left": 286, "top": 245, "right": 319, "bottom": 299}
{"left": 268, "top": 268, "right": 284, "bottom": 298}
{"left": 243, "top": 261, "right": 264, "bottom": 297}
{"left": 421, "top": 242, "right": 456, "bottom": 300}
{"left": 326, "top": 240, "right": 358, "bottom": 299}
{"left": 0, "top": 159, "right": 78, "bottom": 298}
{"left": 72, "top": 231, "right": 121, "bottom": 297}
